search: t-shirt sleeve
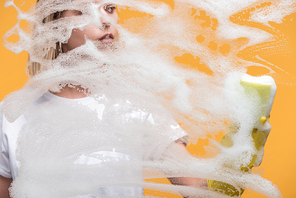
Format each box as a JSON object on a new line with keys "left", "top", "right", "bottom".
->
{"left": 0, "top": 104, "right": 12, "bottom": 178}
{"left": 141, "top": 108, "right": 188, "bottom": 161}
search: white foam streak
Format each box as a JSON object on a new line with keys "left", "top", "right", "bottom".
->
{"left": 113, "top": 0, "right": 171, "bottom": 16}
{"left": 251, "top": 0, "right": 296, "bottom": 24}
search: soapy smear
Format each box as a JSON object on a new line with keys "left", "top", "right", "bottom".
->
{"left": 3, "top": 0, "right": 294, "bottom": 197}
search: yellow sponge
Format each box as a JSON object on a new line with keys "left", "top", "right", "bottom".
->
{"left": 207, "top": 74, "right": 277, "bottom": 196}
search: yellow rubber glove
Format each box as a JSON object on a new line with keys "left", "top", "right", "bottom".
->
{"left": 207, "top": 74, "right": 277, "bottom": 196}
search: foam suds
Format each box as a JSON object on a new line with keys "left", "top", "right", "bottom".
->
{"left": 3, "top": 0, "right": 292, "bottom": 197}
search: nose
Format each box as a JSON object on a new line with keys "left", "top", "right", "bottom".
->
{"left": 90, "top": 3, "right": 111, "bottom": 29}
{"left": 101, "top": 17, "right": 111, "bottom": 29}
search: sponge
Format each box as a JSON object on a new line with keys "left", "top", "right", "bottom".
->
{"left": 207, "top": 74, "right": 277, "bottom": 196}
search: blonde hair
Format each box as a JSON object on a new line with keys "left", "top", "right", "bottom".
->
{"left": 28, "top": 1, "right": 63, "bottom": 76}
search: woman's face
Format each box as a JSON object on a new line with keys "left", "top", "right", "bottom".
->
{"left": 62, "top": 0, "right": 119, "bottom": 53}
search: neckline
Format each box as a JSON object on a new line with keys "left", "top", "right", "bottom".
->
{"left": 44, "top": 91, "right": 93, "bottom": 102}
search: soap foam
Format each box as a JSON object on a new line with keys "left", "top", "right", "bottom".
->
{"left": 3, "top": 0, "right": 290, "bottom": 197}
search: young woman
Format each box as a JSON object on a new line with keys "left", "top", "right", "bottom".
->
{"left": 0, "top": 0, "right": 208, "bottom": 197}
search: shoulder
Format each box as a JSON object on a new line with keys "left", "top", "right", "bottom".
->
{"left": 0, "top": 103, "right": 3, "bottom": 134}
{"left": 0, "top": 102, "right": 3, "bottom": 121}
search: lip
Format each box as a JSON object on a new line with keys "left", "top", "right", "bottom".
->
{"left": 99, "top": 33, "right": 114, "bottom": 43}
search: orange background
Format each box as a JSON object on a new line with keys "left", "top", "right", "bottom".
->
{"left": 0, "top": 0, "right": 295, "bottom": 197}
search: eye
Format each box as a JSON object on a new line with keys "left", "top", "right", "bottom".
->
{"left": 104, "top": 4, "right": 116, "bottom": 14}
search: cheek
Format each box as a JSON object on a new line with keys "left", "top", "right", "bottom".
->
{"left": 115, "top": 15, "right": 119, "bottom": 23}
{"left": 68, "top": 29, "right": 87, "bottom": 48}
{"left": 81, "top": 27, "right": 99, "bottom": 40}
{"left": 113, "top": 26, "right": 118, "bottom": 37}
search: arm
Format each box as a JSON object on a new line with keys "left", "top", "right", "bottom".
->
{"left": 0, "top": 175, "right": 12, "bottom": 198}
{"left": 167, "top": 74, "right": 275, "bottom": 197}
{"left": 0, "top": 106, "right": 12, "bottom": 198}
{"left": 167, "top": 142, "right": 208, "bottom": 198}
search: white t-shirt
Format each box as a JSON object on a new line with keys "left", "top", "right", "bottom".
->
{"left": 0, "top": 92, "right": 188, "bottom": 197}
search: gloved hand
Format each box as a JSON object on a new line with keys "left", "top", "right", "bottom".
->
{"left": 250, "top": 115, "right": 271, "bottom": 168}
{"left": 207, "top": 74, "right": 277, "bottom": 196}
